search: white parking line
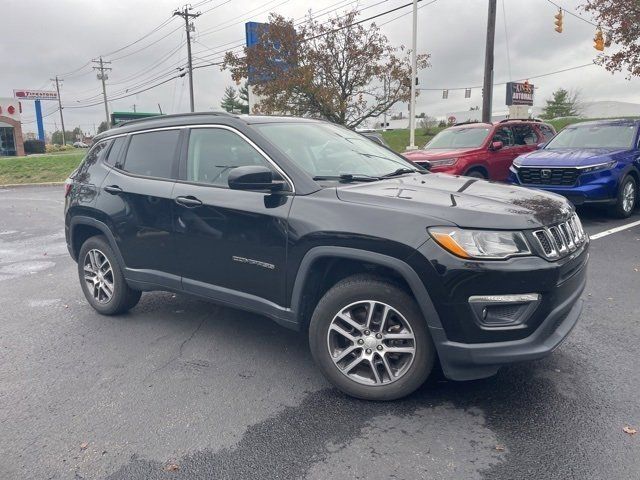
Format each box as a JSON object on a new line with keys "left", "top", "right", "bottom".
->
{"left": 589, "top": 219, "right": 640, "bottom": 240}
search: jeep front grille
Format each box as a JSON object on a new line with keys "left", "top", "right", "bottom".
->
{"left": 532, "top": 214, "right": 587, "bottom": 260}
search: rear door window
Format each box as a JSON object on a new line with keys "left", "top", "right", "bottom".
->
{"left": 492, "top": 127, "right": 514, "bottom": 147}
{"left": 538, "top": 124, "right": 556, "bottom": 142}
{"left": 512, "top": 124, "right": 539, "bottom": 145}
{"left": 122, "top": 129, "right": 181, "bottom": 179}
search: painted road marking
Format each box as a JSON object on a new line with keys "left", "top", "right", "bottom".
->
{"left": 590, "top": 219, "right": 640, "bottom": 240}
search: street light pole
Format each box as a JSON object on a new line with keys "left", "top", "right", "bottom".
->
{"left": 407, "top": 0, "right": 418, "bottom": 150}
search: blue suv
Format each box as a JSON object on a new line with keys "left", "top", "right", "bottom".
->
{"left": 509, "top": 119, "right": 640, "bottom": 218}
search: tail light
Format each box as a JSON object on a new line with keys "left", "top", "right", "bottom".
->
{"left": 64, "top": 183, "right": 72, "bottom": 198}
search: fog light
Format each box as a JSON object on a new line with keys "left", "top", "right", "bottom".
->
{"left": 469, "top": 294, "right": 541, "bottom": 329}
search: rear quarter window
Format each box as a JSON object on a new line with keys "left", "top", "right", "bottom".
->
{"left": 73, "top": 140, "right": 110, "bottom": 183}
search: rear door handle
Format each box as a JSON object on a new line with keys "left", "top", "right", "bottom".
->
{"left": 104, "top": 185, "right": 123, "bottom": 194}
{"left": 175, "top": 195, "right": 203, "bottom": 208}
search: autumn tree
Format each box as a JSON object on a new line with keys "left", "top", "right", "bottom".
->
{"left": 540, "top": 89, "right": 581, "bottom": 119}
{"left": 97, "top": 121, "right": 109, "bottom": 134}
{"left": 223, "top": 9, "right": 429, "bottom": 128}
{"left": 581, "top": 0, "right": 640, "bottom": 77}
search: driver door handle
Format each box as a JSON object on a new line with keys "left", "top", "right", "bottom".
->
{"left": 175, "top": 195, "right": 203, "bottom": 208}
{"left": 104, "top": 185, "right": 123, "bottom": 194}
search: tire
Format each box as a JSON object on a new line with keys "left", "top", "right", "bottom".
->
{"left": 465, "top": 169, "right": 487, "bottom": 179}
{"left": 309, "top": 274, "right": 435, "bottom": 401}
{"left": 610, "top": 175, "right": 637, "bottom": 218}
{"left": 77, "top": 235, "right": 141, "bottom": 315}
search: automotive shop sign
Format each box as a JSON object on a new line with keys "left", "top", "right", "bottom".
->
{"left": 505, "top": 82, "right": 534, "bottom": 106}
{"left": 13, "top": 89, "right": 58, "bottom": 101}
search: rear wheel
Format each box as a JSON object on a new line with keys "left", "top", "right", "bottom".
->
{"left": 309, "top": 275, "right": 435, "bottom": 401}
{"left": 610, "top": 175, "right": 636, "bottom": 218}
{"left": 78, "top": 235, "right": 141, "bottom": 315}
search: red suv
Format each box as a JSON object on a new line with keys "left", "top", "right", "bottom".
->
{"left": 403, "top": 119, "right": 556, "bottom": 181}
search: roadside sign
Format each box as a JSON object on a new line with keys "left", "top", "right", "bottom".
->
{"left": 13, "top": 89, "right": 58, "bottom": 101}
{"left": 505, "top": 82, "right": 534, "bottom": 106}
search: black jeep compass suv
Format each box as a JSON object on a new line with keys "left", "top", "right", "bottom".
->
{"left": 64, "top": 112, "right": 588, "bottom": 400}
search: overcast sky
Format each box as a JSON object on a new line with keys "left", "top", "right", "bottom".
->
{"left": 3, "top": 0, "right": 640, "bottom": 135}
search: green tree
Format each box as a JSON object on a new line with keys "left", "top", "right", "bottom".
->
{"left": 221, "top": 86, "right": 239, "bottom": 112}
{"left": 238, "top": 82, "right": 249, "bottom": 114}
{"left": 52, "top": 129, "right": 77, "bottom": 144}
{"left": 540, "top": 89, "right": 581, "bottom": 119}
{"left": 97, "top": 121, "right": 109, "bottom": 134}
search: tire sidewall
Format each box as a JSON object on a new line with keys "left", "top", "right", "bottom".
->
{"left": 309, "top": 277, "right": 435, "bottom": 401}
{"left": 615, "top": 175, "right": 636, "bottom": 218}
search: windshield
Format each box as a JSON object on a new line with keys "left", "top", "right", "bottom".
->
{"left": 545, "top": 123, "right": 637, "bottom": 150}
{"left": 254, "top": 122, "right": 418, "bottom": 178}
{"left": 424, "top": 127, "right": 490, "bottom": 149}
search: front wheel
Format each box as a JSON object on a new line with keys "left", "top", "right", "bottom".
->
{"left": 309, "top": 275, "right": 435, "bottom": 401}
{"left": 610, "top": 175, "right": 637, "bottom": 218}
{"left": 78, "top": 235, "right": 141, "bottom": 315}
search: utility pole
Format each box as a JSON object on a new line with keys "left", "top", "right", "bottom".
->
{"left": 174, "top": 5, "right": 201, "bottom": 112}
{"left": 93, "top": 57, "right": 112, "bottom": 127}
{"left": 131, "top": 104, "right": 137, "bottom": 113}
{"left": 407, "top": 0, "right": 418, "bottom": 150}
{"left": 51, "top": 76, "right": 67, "bottom": 145}
{"left": 482, "top": 0, "right": 497, "bottom": 123}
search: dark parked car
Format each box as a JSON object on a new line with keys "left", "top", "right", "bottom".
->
{"left": 64, "top": 113, "right": 588, "bottom": 400}
{"left": 403, "top": 119, "right": 556, "bottom": 181}
{"left": 509, "top": 119, "right": 640, "bottom": 218}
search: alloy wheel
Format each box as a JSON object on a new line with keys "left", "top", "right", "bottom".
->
{"left": 83, "top": 249, "right": 114, "bottom": 304}
{"left": 622, "top": 181, "right": 635, "bottom": 213}
{"left": 327, "top": 300, "right": 416, "bottom": 386}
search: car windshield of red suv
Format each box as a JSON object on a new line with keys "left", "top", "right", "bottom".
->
{"left": 424, "top": 127, "right": 491, "bottom": 149}
{"left": 545, "top": 123, "right": 637, "bottom": 150}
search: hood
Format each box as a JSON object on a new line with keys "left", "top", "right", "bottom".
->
{"left": 516, "top": 148, "right": 628, "bottom": 167}
{"left": 402, "top": 148, "right": 475, "bottom": 162}
{"left": 335, "top": 173, "right": 572, "bottom": 230}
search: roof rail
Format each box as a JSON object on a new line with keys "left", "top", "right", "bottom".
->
{"left": 498, "top": 118, "right": 543, "bottom": 123}
{"left": 452, "top": 120, "right": 483, "bottom": 126}
{"left": 117, "top": 111, "right": 235, "bottom": 127}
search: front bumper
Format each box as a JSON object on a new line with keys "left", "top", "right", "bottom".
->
{"left": 508, "top": 168, "right": 619, "bottom": 205}
{"left": 407, "top": 237, "right": 588, "bottom": 381}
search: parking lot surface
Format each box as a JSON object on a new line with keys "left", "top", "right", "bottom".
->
{"left": 1, "top": 185, "right": 639, "bottom": 480}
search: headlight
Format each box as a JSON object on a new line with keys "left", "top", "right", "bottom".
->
{"left": 429, "top": 227, "right": 531, "bottom": 259}
{"left": 580, "top": 160, "right": 616, "bottom": 174}
{"left": 429, "top": 158, "right": 457, "bottom": 167}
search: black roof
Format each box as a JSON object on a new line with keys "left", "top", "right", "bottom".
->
{"left": 94, "top": 112, "right": 323, "bottom": 141}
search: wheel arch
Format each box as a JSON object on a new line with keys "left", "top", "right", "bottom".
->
{"left": 69, "top": 216, "right": 125, "bottom": 269}
{"left": 463, "top": 164, "right": 489, "bottom": 178}
{"left": 290, "top": 247, "right": 444, "bottom": 333}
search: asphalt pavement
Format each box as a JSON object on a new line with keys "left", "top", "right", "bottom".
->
{"left": 1, "top": 185, "right": 639, "bottom": 480}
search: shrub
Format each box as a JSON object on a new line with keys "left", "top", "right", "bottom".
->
{"left": 23, "top": 139, "right": 46, "bottom": 154}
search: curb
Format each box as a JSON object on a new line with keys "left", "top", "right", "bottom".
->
{"left": 0, "top": 182, "right": 65, "bottom": 188}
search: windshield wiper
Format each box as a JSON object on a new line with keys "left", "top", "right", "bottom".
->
{"left": 381, "top": 167, "right": 421, "bottom": 178}
{"left": 312, "top": 173, "right": 382, "bottom": 182}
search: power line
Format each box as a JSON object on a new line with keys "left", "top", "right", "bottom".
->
{"left": 544, "top": 0, "right": 601, "bottom": 29}
{"left": 100, "top": 16, "right": 177, "bottom": 57}
{"left": 417, "top": 63, "right": 595, "bottom": 91}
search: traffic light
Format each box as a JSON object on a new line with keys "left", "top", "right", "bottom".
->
{"left": 554, "top": 8, "right": 563, "bottom": 33}
{"left": 594, "top": 28, "right": 605, "bottom": 51}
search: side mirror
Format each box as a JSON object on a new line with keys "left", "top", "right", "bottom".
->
{"left": 490, "top": 141, "right": 503, "bottom": 151}
{"left": 536, "top": 142, "right": 547, "bottom": 150}
{"left": 228, "top": 165, "right": 284, "bottom": 191}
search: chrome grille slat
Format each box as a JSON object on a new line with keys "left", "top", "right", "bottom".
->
{"left": 532, "top": 213, "right": 587, "bottom": 260}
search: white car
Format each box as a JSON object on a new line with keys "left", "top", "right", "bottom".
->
{"left": 73, "top": 141, "right": 89, "bottom": 148}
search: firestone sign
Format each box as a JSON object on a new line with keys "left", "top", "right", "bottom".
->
{"left": 13, "top": 89, "right": 58, "bottom": 101}
{"left": 505, "top": 81, "right": 534, "bottom": 106}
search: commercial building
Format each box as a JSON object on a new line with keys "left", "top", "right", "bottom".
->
{"left": 0, "top": 97, "right": 24, "bottom": 156}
